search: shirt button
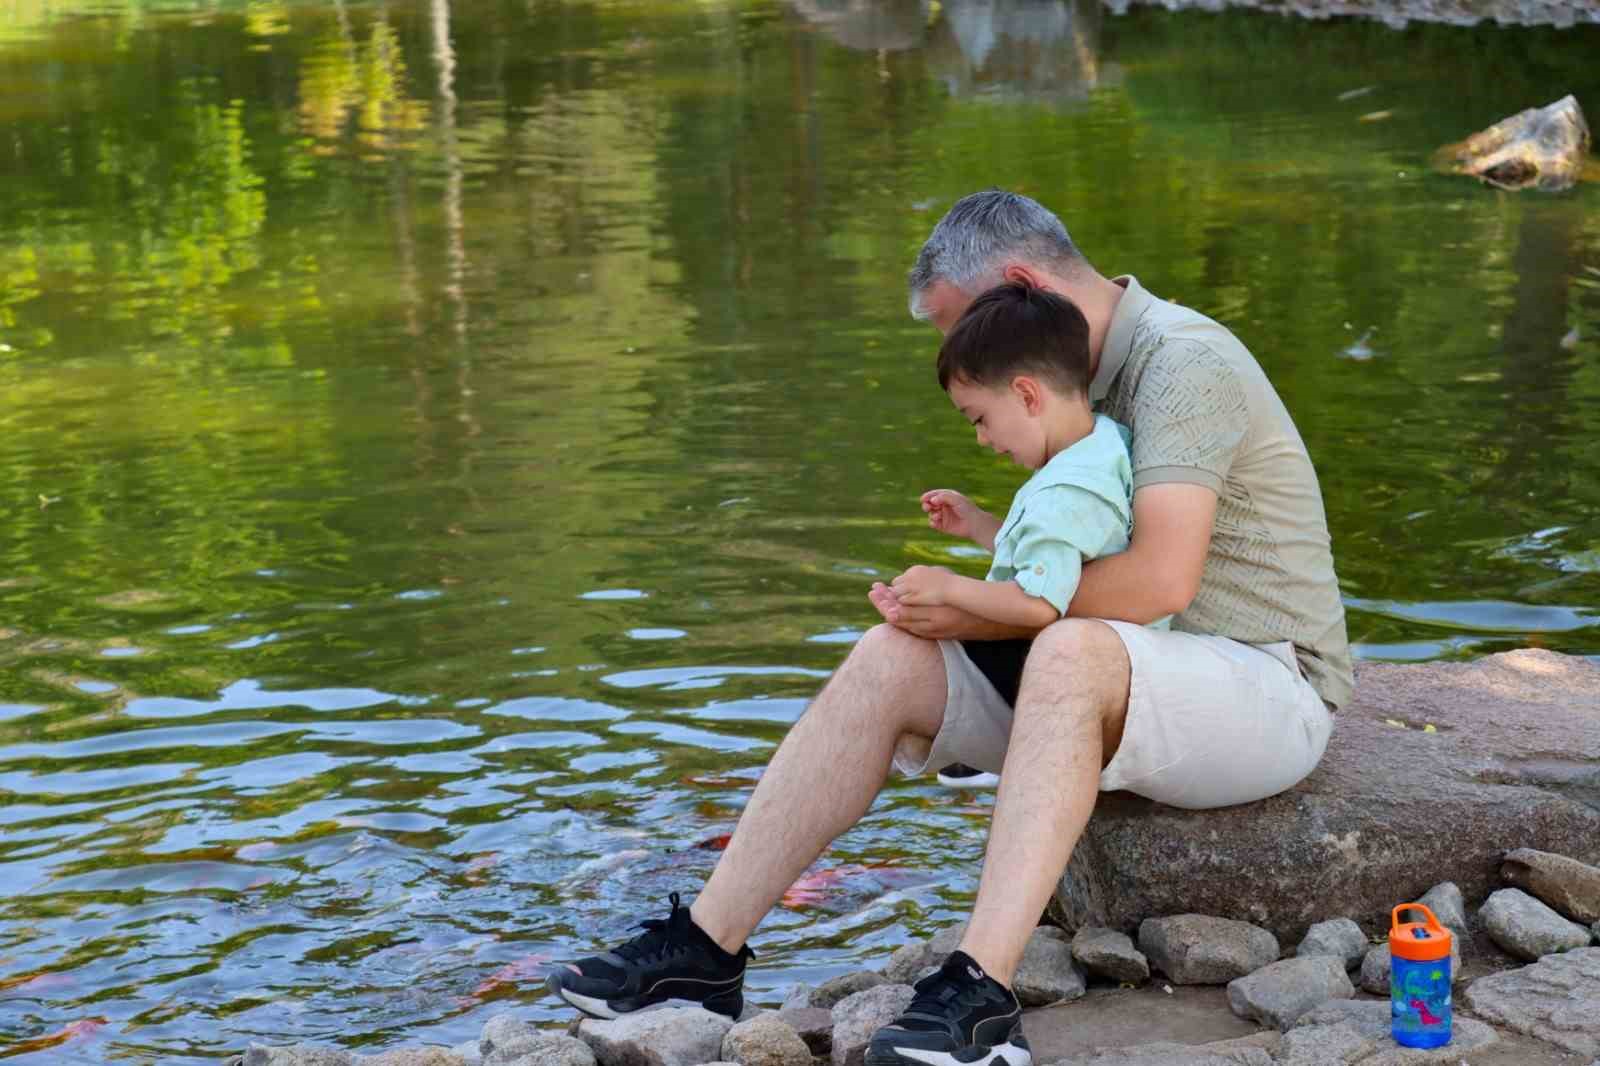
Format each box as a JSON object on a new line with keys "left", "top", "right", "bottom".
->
{"left": 1033, "top": 565, "right": 1045, "bottom": 574}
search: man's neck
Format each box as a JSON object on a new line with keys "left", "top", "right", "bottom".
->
{"left": 1054, "top": 272, "right": 1129, "bottom": 379}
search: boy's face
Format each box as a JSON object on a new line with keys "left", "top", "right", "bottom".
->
{"left": 947, "top": 376, "right": 1047, "bottom": 470}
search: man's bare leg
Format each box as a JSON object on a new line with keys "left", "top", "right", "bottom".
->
{"left": 690, "top": 623, "right": 948, "bottom": 954}
{"left": 959, "top": 619, "right": 1131, "bottom": 984}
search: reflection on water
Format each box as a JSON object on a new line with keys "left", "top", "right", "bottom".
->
{"left": 0, "top": 0, "right": 1596, "bottom": 1060}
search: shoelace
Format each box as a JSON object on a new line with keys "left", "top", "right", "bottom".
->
{"left": 614, "top": 891, "right": 693, "bottom": 964}
{"left": 906, "top": 964, "right": 987, "bottom": 1017}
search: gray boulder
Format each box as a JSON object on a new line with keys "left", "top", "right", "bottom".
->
{"left": 481, "top": 1017, "right": 562, "bottom": 1066}
{"left": 1013, "top": 928, "right": 1087, "bottom": 1006}
{"left": 1226, "top": 956, "right": 1354, "bottom": 1030}
{"left": 576, "top": 1006, "right": 733, "bottom": 1066}
{"left": 497, "top": 1037, "right": 597, "bottom": 1066}
{"left": 719, "top": 1013, "right": 812, "bottom": 1066}
{"left": 773, "top": 1006, "right": 832, "bottom": 1056}
{"left": 830, "top": 983, "right": 916, "bottom": 1066}
{"left": 1072, "top": 926, "right": 1150, "bottom": 983}
{"left": 1416, "top": 881, "right": 1469, "bottom": 942}
{"left": 1293, "top": 919, "right": 1367, "bottom": 971}
{"left": 806, "top": 971, "right": 886, "bottom": 1010}
{"left": 451, "top": 1040, "right": 482, "bottom": 1066}
{"left": 1463, "top": 948, "right": 1600, "bottom": 1056}
{"left": 1055, "top": 650, "right": 1600, "bottom": 945}
{"left": 1282, "top": 1000, "right": 1496, "bottom": 1064}
{"left": 1503, "top": 848, "right": 1600, "bottom": 924}
{"left": 1481, "top": 887, "right": 1593, "bottom": 960}
{"left": 1138, "top": 915, "right": 1279, "bottom": 985}
{"left": 879, "top": 924, "right": 965, "bottom": 984}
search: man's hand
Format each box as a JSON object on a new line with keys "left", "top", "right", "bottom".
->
{"left": 920, "top": 490, "right": 1000, "bottom": 549}
{"left": 889, "top": 564, "right": 953, "bottom": 607}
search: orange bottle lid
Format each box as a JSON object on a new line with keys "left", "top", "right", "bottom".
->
{"left": 1390, "top": 903, "right": 1452, "bottom": 961}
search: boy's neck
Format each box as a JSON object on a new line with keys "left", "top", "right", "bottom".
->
{"left": 1041, "top": 404, "right": 1098, "bottom": 466}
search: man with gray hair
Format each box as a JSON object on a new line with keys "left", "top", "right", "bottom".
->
{"left": 548, "top": 190, "right": 1351, "bottom": 1066}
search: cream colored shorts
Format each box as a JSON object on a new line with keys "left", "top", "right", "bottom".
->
{"left": 892, "top": 620, "right": 1334, "bottom": 810}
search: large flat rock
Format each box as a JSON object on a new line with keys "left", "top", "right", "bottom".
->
{"left": 1054, "top": 649, "right": 1600, "bottom": 945}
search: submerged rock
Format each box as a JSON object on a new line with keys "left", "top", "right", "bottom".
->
{"left": 1442, "top": 94, "right": 1592, "bottom": 191}
{"left": 1054, "top": 650, "right": 1600, "bottom": 945}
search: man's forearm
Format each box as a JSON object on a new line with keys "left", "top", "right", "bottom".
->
{"left": 1067, "top": 547, "right": 1185, "bottom": 623}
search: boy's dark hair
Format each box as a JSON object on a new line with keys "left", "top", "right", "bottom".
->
{"left": 936, "top": 283, "right": 1092, "bottom": 396}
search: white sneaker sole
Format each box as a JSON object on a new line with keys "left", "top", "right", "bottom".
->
{"left": 870, "top": 1040, "right": 1031, "bottom": 1066}
{"left": 553, "top": 984, "right": 734, "bottom": 1021}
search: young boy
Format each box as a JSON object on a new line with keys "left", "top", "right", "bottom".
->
{"left": 887, "top": 282, "right": 1154, "bottom": 769}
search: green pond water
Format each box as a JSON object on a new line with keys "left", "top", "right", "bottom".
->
{"left": 0, "top": 0, "right": 1598, "bottom": 1059}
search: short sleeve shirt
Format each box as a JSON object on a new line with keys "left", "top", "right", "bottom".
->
{"left": 987, "top": 415, "right": 1137, "bottom": 616}
{"left": 1089, "top": 276, "right": 1354, "bottom": 710}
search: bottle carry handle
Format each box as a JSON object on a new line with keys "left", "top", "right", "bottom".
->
{"left": 1391, "top": 903, "right": 1446, "bottom": 936}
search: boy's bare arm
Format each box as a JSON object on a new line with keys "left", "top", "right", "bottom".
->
{"left": 889, "top": 567, "right": 1059, "bottom": 630}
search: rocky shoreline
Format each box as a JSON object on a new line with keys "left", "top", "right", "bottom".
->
{"left": 228, "top": 650, "right": 1600, "bottom": 1066}
{"left": 1106, "top": 0, "right": 1600, "bottom": 29}
{"left": 228, "top": 851, "right": 1600, "bottom": 1066}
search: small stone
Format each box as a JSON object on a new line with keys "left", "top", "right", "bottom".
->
{"left": 1463, "top": 947, "right": 1600, "bottom": 1056}
{"left": 830, "top": 983, "right": 916, "bottom": 1066}
{"left": 1138, "top": 915, "right": 1279, "bottom": 985}
{"left": 498, "top": 1036, "right": 595, "bottom": 1066}
{"left": 1481, "top": 887, "right": 1593, "bottom": 960}
{"left": 363, "top": 1051, "right": 471, "bottom": 1066}
{"left": 450, "top": 1039, "right": 482, "bottom": 1065}
{"left": 773, "top": 1006, "right": 833, "bottom": 1056}
{"left": 810, "top": 971, "right": 887, "bottom": 1009}
{"left": 1226, "top": 956, "right": 1354, "bottom": 1030}
{"left": 720, "top": 1013, "right": 812, "bottom": 1066}
{"left": 1013, "top": 928, "right": 1087, "bottom": 1006}
{"left": 1293, "top": 919, "right": 1367, "bottom": 971}
{"left": 879, "top": 924, "right": 965, "bottom": 984}
{"left": 241, "top": 1046, "right": 354, "bottom": 1066}
{"left": 779, "top": 983, "right": 813, "bottom": 1010}
{"left": 1071, "top": 927, "right": 1150, "bottom": 983}
{"left": 480, "top": 1016, "right": 549, "bottom": 1065}
{"left": 577, "top": 1006, "right": 734, "bottom": 1066}
{"left": 1417, "top": 881, "right": 1470, "bottom": 943}
{"left": 1503, "top": 848, "right": 1600, "bottom": 924}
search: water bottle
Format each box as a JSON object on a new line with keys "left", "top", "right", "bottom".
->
{"left": 1389, "top": 903, "right": 1452, "bottom": 1048}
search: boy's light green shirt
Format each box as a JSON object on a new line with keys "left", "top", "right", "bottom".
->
{"left": 987, "top": 414, "right": 1158, "bottom": 623}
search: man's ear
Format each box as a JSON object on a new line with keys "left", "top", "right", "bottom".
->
{"left": 1011, "top": 375, "right": 1044, "bottom": 415}
{"left": 1001, "top": 264, "right": 1047, "bottom": 291}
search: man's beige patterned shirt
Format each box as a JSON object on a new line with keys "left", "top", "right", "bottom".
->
{"left": 1091, "top": 276, "right": 1353, "bottom": 710}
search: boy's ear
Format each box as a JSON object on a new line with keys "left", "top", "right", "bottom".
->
{"left": 1011, "top": 375, "right": 1044, "bottom": 415}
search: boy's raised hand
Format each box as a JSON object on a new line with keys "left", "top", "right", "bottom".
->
{"left": 921, "top": 489, "right": 982, "bottom": 540}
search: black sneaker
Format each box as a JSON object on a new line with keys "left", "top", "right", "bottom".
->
{"left": 865, "top": 950, "right": 1030, "bottom": 1066}
{"left": 936, "top": 763, "right": 1001, "bottom": 789}
{"left": 546, "top": 891, "right": 753, "bottom": 1019}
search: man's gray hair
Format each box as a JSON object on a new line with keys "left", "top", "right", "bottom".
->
{"left": 907, "top": 190, "right": 1087, "bottom": 319}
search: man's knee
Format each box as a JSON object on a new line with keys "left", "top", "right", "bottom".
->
{"left": 832, "top": 624, "right": 946, "bottom": 731}
{"left": 1022, "top": 619, "right": 1131, "bottom": 713}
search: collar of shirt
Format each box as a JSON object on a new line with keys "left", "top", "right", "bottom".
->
{"left": 1089, "top": 275, "right": 1152, "bottom": 405}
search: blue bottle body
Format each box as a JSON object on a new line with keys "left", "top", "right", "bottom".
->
{"left": 1390, "top": 953, "right": 1452, "bottom": 1048}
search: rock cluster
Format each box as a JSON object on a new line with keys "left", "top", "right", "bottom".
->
{"left": 226, "top": 846, "right": 1600, "bottom": 1066}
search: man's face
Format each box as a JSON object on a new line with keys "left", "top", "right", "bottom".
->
{"left": 917, "top": 281, "right": 974, "bottom": 336}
